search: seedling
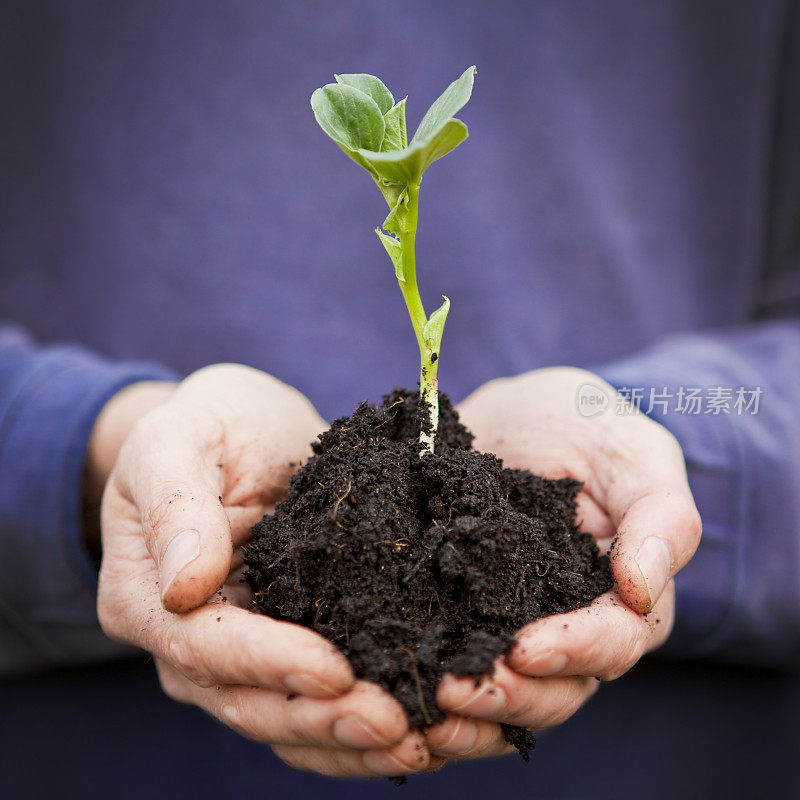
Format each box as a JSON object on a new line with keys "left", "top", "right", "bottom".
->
{"left": 311, "top": 67, "right": 476, "bottom": 453}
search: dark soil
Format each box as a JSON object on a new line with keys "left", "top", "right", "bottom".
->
{"left": 244, "top": 389, "right": 613, "bottom": 761}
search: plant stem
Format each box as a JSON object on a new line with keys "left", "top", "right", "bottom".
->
{"left": 396, "top": 184, "right": 439, "bottom": 454}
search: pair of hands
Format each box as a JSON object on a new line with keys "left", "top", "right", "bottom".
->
{"left": 93, "top": 364, "right": 701, "bottom": 778}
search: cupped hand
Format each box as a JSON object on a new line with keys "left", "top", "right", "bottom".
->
{"left": 96, "top": 364, "right": 439, "bottom": 778}
{"left": 424, "top": 367, "right": 701, "bottom": 759}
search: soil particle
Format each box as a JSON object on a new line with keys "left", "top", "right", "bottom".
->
{"left": 244, "top": 389, "right": 613, "bottom": 759}
{"left": 501, "top": 723, "right": 536, "bottom": 761}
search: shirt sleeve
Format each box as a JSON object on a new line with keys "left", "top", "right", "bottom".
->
{"left": 597, "top": 319, "right": 800, "bottom": 667}
{"left": 0, "top": 324, "right": 177, "bottom": 675}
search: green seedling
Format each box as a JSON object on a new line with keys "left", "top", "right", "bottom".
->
{"left": 311, "top": 66, "right": 476, "bottom": 453}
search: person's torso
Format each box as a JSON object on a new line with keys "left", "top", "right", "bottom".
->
{"left": 2, "top": 0, "right": 795, "bottom": 419}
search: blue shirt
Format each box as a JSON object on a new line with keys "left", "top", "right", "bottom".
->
{"left": 1, "top": 1, "right": 799, "bottom": 797}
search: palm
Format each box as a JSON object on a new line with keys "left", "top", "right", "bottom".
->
{"left": 457, "top": 368, "right": 691, "bottom": 575}
{"left": 100, "top": 363, "right": 326, "bottom": 617}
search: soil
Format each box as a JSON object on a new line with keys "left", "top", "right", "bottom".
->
{"left": 244, "top": 389, "right": 614, "bottom": 762}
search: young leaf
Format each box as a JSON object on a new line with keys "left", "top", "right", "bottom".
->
{"left": 422, "top": 295, "right": 451, "bottom": 352}
{"left": 382, "top": 191, "right": 407, "bottom": 234}
{"left": 375, "top": 228, "right": 404, "bottom": 282}
{"left": 310, "top": 83, "right": 385, "bottom": 163}
{"left": 365, "top": 146, "right": 426, "bottom": 187}
{"left": 412, "top": 66, "right": 476, "bottom": 146}
{"left": 359, "top": 118, "right": 468, "bottom": 186}
{"left": 412, "top": 118, "right": 468, "bottom": 170}
{"left": 382, "top": 98, "right": 408, "bottom": 152}
{"left": 334, "top": 74, "right": 394, "bottom": 114}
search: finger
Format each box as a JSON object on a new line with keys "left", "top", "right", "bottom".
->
{"left": 611, "top": 486, "right": 701, "bottom": 612}
{"left": 161, "top": 604, "right": 356, "bottom": 695}
{"left": 574, "top": 490, "right": 614, "bottom": 547}
{"left": 112, "top": 403, "right": 233, "bottom": 613}
{"left": 426, "top": 715, "right": 516, "bottom": 759}
{"left": 591, "top": 421, "right": 701, "bottom": 613}
{"left": 158, "top": 668, "right": 409, "bottom": 749}
{"left": 100, "top": 583, "right": 355, "bottom": 696}
{"left": 507, "top": 586, "right": 675, "bottom": 681}
{"left": 272, "top": 732, "right": 441, "bottom": 778}
{"left": 437, "top": 661, "right": 597, "bottom": 728}
{"left": 225, "top": 503, "right": 274, "bottom": 544}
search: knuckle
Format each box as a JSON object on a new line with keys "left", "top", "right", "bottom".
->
{"left": 96, "top": 581, "right": 132, "bottom": 644}
{"left": 287, "top": 716, "right": 313, "bottom": 746}
{"left": 657, "top": 423, "right": 684, "bottom": 455}
{"left": 619, "top": 631, "right": 644, "bottom": 673}
{"left": 601, "top": 637, "right": 642, "bottom": 680}
{"left": 95, "top": 592, "right": 120, "bottom": 640}
{"left": 141, "top": 482, "right": 186, "bottom": 550}
{"left": 683, "top": 503, "right": 703, "bottom": 548}
{"left": 469, "top": 724, "right": 505, "bottom": 756}
{"left": 168, "top": 638, "right": 212, "bottom": 687}
{"left": 156, "top": 663, "right": 190, "bottom": 703}
{"left": 425, "top": 718, "right": 459, "bottom": 751}
{"left": 663, "top": 497, "right": 702, "bottom": 566}
{"left": 602, "top": 663, "right": 633, "bottom": 681}
{"left": 536, "top": 684, "right": 583, "bottom": 729}
{"left": 274, "top": 745, "right": 332, "bottom": 776}
{"left": 505, "top": 688, "right": 535, "bottom": 723}
{"left": 218, "top": 698, "right": 260, "bottom": 740}
{"left": 600, "top": 663, "right": 624, "bottom": 681}
{"left": 272, "top": 745, "right": 302, "bottom": 770}
{"left": 127, "top": 410, "right": 161, "bottom": 443}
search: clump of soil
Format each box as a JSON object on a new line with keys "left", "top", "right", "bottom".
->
{"left": 244, "top": 389, "right": 613, "bottom": 760}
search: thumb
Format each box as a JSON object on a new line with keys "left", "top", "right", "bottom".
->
{"left": 610, "top": 487, "right": 701, "bottom": 613}
{"left": 125, "top": 409, "right": 233, "bottom": 613}
{"left": 589, "top": 418, "right": 702, "bottom": 614}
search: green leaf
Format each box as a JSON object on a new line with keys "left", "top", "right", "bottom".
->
{"left": 310, "top": 83, "right": 385, "bottom": 161}
{"left": 365, "top": 146, "right": 425, "bottom": 186}
{"left": 382, "top": 98, "right": 407, "bottom": 152}
{"left": 382, "top": 190, "right": 407, "bottom": 234}
{"left": 414, "top": 118, "right": 468, "bottom": 168}
{"left": 375, "top": 228, "right": 404, "bottom": 282}
{"left": 334, "top": 73, "right": 394, "bottom": 114}
{"left": 354, "top": 67, "right": 475, "bottom": 186}
{"left": 422, "top": 295, "right": 451, "bottom": 352}
{"left": 359, "top": 118, "right": 468, "bottom": 186}
{"left": 412, "top": 66, "right": 476, "bottom": 146}
{"left": 312, "top": 67, "right": 475, "bottom": 192}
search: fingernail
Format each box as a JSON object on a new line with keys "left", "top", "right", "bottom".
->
{"left": 333, "top": 715, "right": 392, "bottom": 749}
{"left": 362, "top": 747, "right": 426, "bottom": 776}
{"left": 160, "top": 530, "right": 200, "bottom": 598}
{"left": 451, "top": 683, "right": 507, "bottom": 716}
{"left": 283, "top": 673, "right": 341, "bottom": 698}
{"left": 635, "top": 536, "right": 672, "bottom": 607}
{"left": 431, "top": 717, "right": 479, "bottom": 755}
{"left": 519, "top": 649, "right": 568, "bottom": 676}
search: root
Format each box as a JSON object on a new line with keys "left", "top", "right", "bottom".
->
{"left": 403, "top": 647, "right": 433, "bottom": 725}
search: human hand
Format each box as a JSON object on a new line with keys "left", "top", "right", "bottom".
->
{"left": 424, "top": 367, "right": 701, "bottom": 759}
{"left": 95, "top": 364, "right": 438, "bottom": 777}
